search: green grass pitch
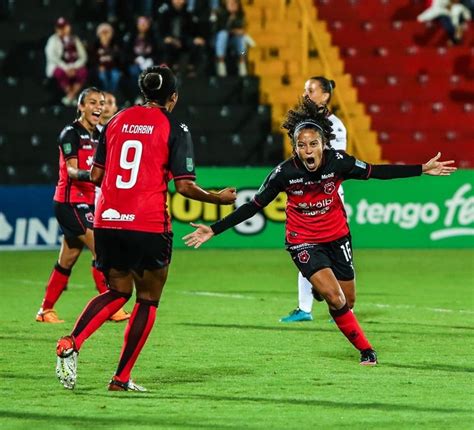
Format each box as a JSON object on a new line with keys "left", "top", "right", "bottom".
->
{"left": 0, "top": 249, "right": 473, "bottom": 429}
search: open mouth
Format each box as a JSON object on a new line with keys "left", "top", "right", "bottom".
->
{"left": 304, "top": 157, "right": 317, "bottom": 171}
{"left": 91, "top": 111, "right": 101, "bottom": 120}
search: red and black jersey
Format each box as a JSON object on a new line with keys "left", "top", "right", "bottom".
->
{"left": 93, "top": 105, "right": 196, "bottom": 233}
{"left": 211, "top": 150, "right": 421, "bottom": 243}
{"left": 53, "top": 121, "right": 99, "bottom": 204}
{"left": 253, "top": 150, "right": 371, "bottom": 244}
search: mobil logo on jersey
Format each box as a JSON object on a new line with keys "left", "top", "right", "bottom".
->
{"left": 0, "top": 186, "right": 62, "bottom": 250}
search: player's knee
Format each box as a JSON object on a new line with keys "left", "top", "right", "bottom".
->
{"left": 323, "top": 290, "right": 346, "bottom": 308}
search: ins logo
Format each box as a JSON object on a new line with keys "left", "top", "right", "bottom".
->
{"left": 297, "top": 250, "right": 310, "bottom": 264}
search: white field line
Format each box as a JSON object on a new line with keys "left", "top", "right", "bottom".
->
{"left": 10, "top": 278, "right": 91, "bottom": 289}
{"left": 181, "top": 291, "right": 474, "bottom": 315}
{"left": 5, "top": 281, "right": 474, "bottom": 315}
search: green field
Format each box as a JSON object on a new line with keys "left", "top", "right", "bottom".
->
{"left": 0, "top": 249, "right": 473, "bottom": 429}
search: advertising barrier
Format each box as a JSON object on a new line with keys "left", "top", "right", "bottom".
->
{"left": 0, "top": 168, "right": 472, "bottom": 250}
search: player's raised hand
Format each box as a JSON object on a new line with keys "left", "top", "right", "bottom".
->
{"left": 422, "top": 152, "right": 457, "bottom": 176}
{"left": 217, "top": 187, "right": 237, "bottom": 204}
{"left": 183, "top": 222, "right": 214, "bottom": 248}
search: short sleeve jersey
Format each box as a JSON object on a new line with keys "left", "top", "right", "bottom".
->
{"left": 328, "top": 114, "right": 347, "bottom": 151}
{"left": 53, "top": 121, "right": 99, "bottom": 204}
{"left": 253, "top": 149, "right": 372, "bottom": 244}
{"left": 93, "top": 105, "right": 196, "bottom": 233}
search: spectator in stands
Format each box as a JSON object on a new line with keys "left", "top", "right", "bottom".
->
{"left": 45, "top": 17, "right": 88, "bottom": 106}
{"left": 123, "top": 15, "right": 162, "bottom": 103}
{"left": 416, "top": 0, "right": 468, "bottom": 44}
{"left": 451, "top": 0, "right": 472, "bottom": 40}
{"left": 90, "top": 23, "right": 123, "bottom": 93}
{"left": 214, "top": 0, "right": 248, "bottom": 77}
{"left": 158, "top": 0, "right": 207, "bottom": 77}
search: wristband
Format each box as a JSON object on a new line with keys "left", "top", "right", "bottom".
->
{"left": 77, "top": 170, "right": 90, "bottom": 181}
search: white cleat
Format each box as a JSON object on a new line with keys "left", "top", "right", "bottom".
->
{"left": 56, "top": 336, "right": 78, "bottom": 389}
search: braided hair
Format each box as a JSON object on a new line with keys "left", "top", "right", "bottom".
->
{"left": 138, "top": 65, "right": 177, "bottom": 105}
{"left": 282, "top": 97, "right": 335, "bottom": 148}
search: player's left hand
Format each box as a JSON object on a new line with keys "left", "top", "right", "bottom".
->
{"left": 183, "top": 223, "right": 214, "bottom": 248}
{"left": 422, "top": 152, "right": 457, "bottom": 176}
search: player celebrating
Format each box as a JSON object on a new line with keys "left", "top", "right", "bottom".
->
{"left": 97, "top": 91, "right": 118, "bottom": 132}
{"left": 183, "top": 97, "right": 456, "bottom": 365}
{"left": 281, "top": 76, "right": 347, "bottom": 323}
{"left": 55, "top": 66, "right": 236, "bottom": 391}
{"left": 36, "top": 87, "right": 129, "bottom": 323}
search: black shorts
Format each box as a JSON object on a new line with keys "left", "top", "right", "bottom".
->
{"left": 94, "top": 228, "right": 173, "bottom": 276}
{"left": 54, "top": 201, "right": 95, "bottom": 239}
{"left": 287, "top": 235, "right": 354, "bottom": 281}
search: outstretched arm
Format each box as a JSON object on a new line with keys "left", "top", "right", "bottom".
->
{"left": 422, "top": 152, "right": 457, "bottom": 176}
{"left": 183, "top": 223, "right": 214, "bottom": 248}
{"left": 175, "top": 179, "right": 236, "bottom": 204}
{"left": 183, "top": 200, "right": 261, "bottom": 248}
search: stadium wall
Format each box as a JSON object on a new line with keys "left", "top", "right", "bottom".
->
{"left": 0, "top": 168, "right": 472, "bottom": 250}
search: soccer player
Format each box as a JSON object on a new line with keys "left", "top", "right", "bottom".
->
{"left": 36, "top": 87, "right": 129, "bottom": 323}
{"left": 55, "top": 65, "right": 237, "bottom": 391}
{"left": 183, "top": 97, "right": 456, "bottom": 365}
{"left": 97, "top": 91, "right": 118, "bottom": 131}
{"left": 281, "top": 76, "right": 347, "bottom": 323}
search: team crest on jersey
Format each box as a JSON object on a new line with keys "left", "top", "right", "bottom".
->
{"left": 180, "top": 123, "right": 189, "bottom": 132}
{"left": 298, "top": 250, "right": 310, "bottom": 264}
{"left": 186, "top": 157, "right": 194, "bottom": 172}
{"left": 324, "top": 181, "right": 335, "bottom": 194}
{"left": 63, "top": 143, "right": 72, "bottom": 154}
{"left": 86, "top": 156, "right": 93, "bottom": 166}
{"left": 85, "top": 212, "right": 94, "bottom": 223}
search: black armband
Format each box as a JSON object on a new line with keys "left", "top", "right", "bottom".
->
{"left": 211, "top": 201, "right": 260, "bottom": 235}
{"left": 76, "top": 169, "right": 91, "bottom": 182}
{"left": 370, "top": 164, "right": 422, "bottom": 180}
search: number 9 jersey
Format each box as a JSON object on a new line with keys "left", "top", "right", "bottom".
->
{"left": 93, "top": 105, "right": 196, "bottom": 233}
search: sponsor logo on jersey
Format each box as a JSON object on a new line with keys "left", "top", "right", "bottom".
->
{"left": 289, "top": 178, "right": 304, "bottom": 184}
{"left": 82, "top": 145, "right": 93, "bottom": 149}
{"left": 289, "top": 189, "right": 304, "bottom": 196}
{"left": 186, "top": 157, "right": 194, "bottom": 172}
{"left": 63, "top": 143, "right": 72, "bottom": 154}
{"left": 86, "top": 155, "right": 93, "bottom": 166}
{"left": 324, "top": 181, "right": 336, "bottom": 194}
{"left": 297, "top": 250, "right": 310, "bottom": 263}
{"left": 321, "top": 172, "right": 335, "bottom": 179}
{"left": 121, "top": 124, "right": 154, "bottom": 134}
{"left": 80, "top": 134, "right": 90, "bottom": 139}
{"left": 101, "top": 208, "right": 135, "bottom": 221}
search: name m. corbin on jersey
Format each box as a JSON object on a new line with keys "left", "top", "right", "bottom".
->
{"left": 121, "top": 124, "right": 154, "bottom": 134}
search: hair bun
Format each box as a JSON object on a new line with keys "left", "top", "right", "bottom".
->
{"left": 144, "top": 73, "right": 163, "bottom": 91}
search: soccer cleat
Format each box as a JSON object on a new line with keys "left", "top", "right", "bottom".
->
{"left": 279, "top": 308, "right": 313, "bottom": 323}
{"left": 36, "top": 308, "right": 64, "bottom": 323}
{"left": 56, "top": 336, "right": 78, "bottom": 389}
{"left": 109, "top": 307, "right": 131, "bottom": 322}
{"left": 360, "top": 349, "right": 378, "bottom": 366}
{"left": 108, "top": 377, "right": 147, "bottom": 392}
